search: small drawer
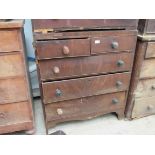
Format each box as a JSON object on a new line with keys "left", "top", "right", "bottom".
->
{"left": 132, "top": 96, "right": 155, "bottom": 118}
{"left": 135, "top": 79, "right": 155, "bottom": 98}
{"left": 36, "top": 38, "right": 90, "bottom": 59}
{"left": 0, "top": 101, "right": 32, "bottom": 127}
{"left": 42, "top": 72, "right": 130, "bottom": 104}
{"left": 145, "top": 42, "right": 155, "bottom": 58}
{"left": 140, "top": 59, "right": 155, "bottom": 79}
{"left": 0, "top": 30, "right": 21, "bottom": 52}
{"left": 0, "top": 77, "right": 28, "bottom": 104}
{"left": 39, "top": 52, "right": 134, "bottom": 81}
{"left": 91, "top": 34, "right": 136, "bottom": 54}
{"left": 0, "top": 53, "right": 25, "bottom": 78}
{"left": 45, "top": 91, "right": 126, "bottom": 124}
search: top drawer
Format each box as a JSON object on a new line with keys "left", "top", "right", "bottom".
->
{"left": 91, "top": 35, "right": 136, "bottom": 54}
{"left": 36, "top": 38, "right": 90, "bottom": 59}
{"left": 0, "top": 30, "right": 21, "bottom": 52}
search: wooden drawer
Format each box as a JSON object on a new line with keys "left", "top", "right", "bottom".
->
{"left": 0, "top": 53, "right": 25, "bottom": 78}
{"left": 91, "top": 35, "right": 136, "bottom": 54}
{"left": 39, "top": 52, "right": 134, "bottom": 81}
{"left": 36, "top": 39, "right": 90, "bottom": 59}
{"left": 132, "top": 96, "right": 155, "bottom": 118}
{"left": 42, "top": 72, "right": 130, "bottom": 104}
{"left": 0, "top": 77, "right": 28, "bottom": 104}
{"left": 0, "top": 101, "right": 32, "bottom": 130}
{"left": 140, "top": 59, "right": 155, "bottom": 79}
{"left": 45, "top": 91, "right": 126, "bottom": 125}
{"left": 134, "top": 79, "right": 155, "bottom": 98}
{"left": 145, "top": 42, "right": 155, "bottom": 58}
{"left": 0, "top": 30, "right": 21, "bottom": 52}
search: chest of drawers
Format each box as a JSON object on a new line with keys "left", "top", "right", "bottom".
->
{"left": 0, "top": 20, "right": 34, "bottom": 134}
{"left": 32, "top": 19, "right": 137, "bottom": 133}
{"left": 125, "top": 19, "right": 155, "bottom": 119}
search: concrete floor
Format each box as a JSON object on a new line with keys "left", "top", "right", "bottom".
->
{"left": 31, "top": 98, "right": 155, "bottom": 135}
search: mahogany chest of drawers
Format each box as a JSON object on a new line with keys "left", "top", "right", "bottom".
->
{"left": 32, "top": 19, "right": 137, "bottom": 133}
{"left": 0, "top": 20, "right": 34, "bottom": 134}
{"left": 126, "top": 19, "right": 155, "bottom": 119}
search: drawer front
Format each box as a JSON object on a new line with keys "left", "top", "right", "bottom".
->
{"left": 36, "top": 39, "right": 90, "bottom": 59}
{"left": 140, "top": 59, "right": 155, "bottom": 79}
{"left": 0, "top": 53, "right": 25, "bottom": 78}
{"left": 145, "top": 42, "right": 155, "bottom": 58}
{"left": 146, "top": 20, "right": 155, "bottom": 34}
{"left": 0, "top": 77, "right": 28, "bottom": 104}
{"left": 135, "top": 79, "right": 155, "bottom": 98}
{"left": 0, "top": 30, "right": 21, "bottom": 52}
{"left": 0, "top": 101, "right": 32, "bottom": 127}
{"left": 39, "top": 52, "right": 134, "bottom": 81}
{"left": 42, "top": 72, "right": 130, "bottom": 104}
{"left": 91, "top": 35, "right": 136, "bottom": 54}
{"left": 45, "top": 91, "right": 126, "bottom": 124}
{"left": 132, "top": 96, "right": 155, "bottom": 118}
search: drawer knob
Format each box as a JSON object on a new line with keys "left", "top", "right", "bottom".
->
{"left": 53, "top": 66, "right": 60, "bottom": 74}
{"left": 147, "top": 105, "right": 153, "bottom": 111}
{"left": 151, "top": 85, "right": 155, "bottom": 90}
{"left": 55, "top": 89, "right": 62, "bottom": 97}
{"left": 63, "top": 46, "right": 70, "bottom": 55}
{"left": 0, "top": 112, "right": 5, "bottom": 119}
{"left": 111, "top": 41, "right": 119, "bottom": 49}
{"left": 112, "top": 98, "right": 119, "bottom": 104}
{"left": 116, "top": 81, "right": 123, "bottom": 87}
{"left": 57, "top": 108, "right": 63, "bottom": 115}
{"left": 117, "top": 60, "right": 124, "bottom": 67}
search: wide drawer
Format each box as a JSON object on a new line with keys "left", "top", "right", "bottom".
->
{"left": 91, "top": 35, "right": 136, "bottom": 54}
{"left": 36, "top": 38, "right": 90, "bottom": 59}
{"left": 0, "top": 101, "right": 32, "bottom": 127}
{"left": 45, "top": 91, "right": 126, "bottom": 125}
{"left": 0, "top": 53, "right": 25, "bottom": 78}
{"left": 140, "top": 59, "right": 155, "bottom": 79}
{"left": 42, "top": 72, "right": 130, "bottom": 104}
{"left": 134, "top": 79, "right": 155, "bottom": 98}
{"left": 132, "top": 96, "right": 155, "bottom": 118}
{"left": 0, "top": 77, "right": 28, "bottom": 104}
{"left": 0, "top": 30, "right": 21, "bottom": 52}
{"left": 145, "top": 42, "right": 155, "bottom": 58}
{"left": 39, "top": 52, "right": 134, "bottom": 81}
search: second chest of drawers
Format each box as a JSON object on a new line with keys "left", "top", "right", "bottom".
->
{"left": 32, "top": 19, "right": 137, "bottom": 133}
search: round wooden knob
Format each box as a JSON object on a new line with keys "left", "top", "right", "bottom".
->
{"left": 53, "top": 66, "right": 60, "bottom": 74}
{"left": 111, "top": 41, "right": 119, "bottom": 49}
{"left": 151, "top": 85, "right": 155, "bottom": 90}
{"left": 147, "top": 105, "right": 153, "bottom": 111}
{"left": 62, "top": 46, "right": 70, "bottom": 55}
{"left": 0, "top": 112, "right": 5, "bottom": 119}
{"left": 116, "top": 81, "right": 123, "bottom": 87}
{"left": 117, "top": 60, "right": 124, "bottom": 67}
{"left": 57, "top": 108, "right": 63, "bottom": 115}
{"left": 112, "top": 98, "right": 119, "bottom": 104}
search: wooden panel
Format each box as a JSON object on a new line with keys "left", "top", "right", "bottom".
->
{"left": 45, "top": 91, "right": 126, "bottom": 125}
{"left": 146, "top": 20, "right": 155, "bottom": 34}
{"left": 0, "top": 102, "right": 32, "bottom": 129}
{"left": 0, "top": 53, "right": 25, "bottom": 78}
{"left": 39, "top": 52, "right": 134, "bottom": 81}
{"left": 145, "top": 42, "right": 155, "bottom": 58}
{"left": 134, "top": 79, "right": 155, "bottom": 98}
{"left": 91, "top": 35, "right": 136, "bottom": 54}
{"left": 0, "top": 30, "right": 21, "bottom": 52}
{"left": 132, "top": 96, "right": 155, "bottom": 118}
{"left": 42, "top": 72, "right": 130, "bottom": 104}
{"left": 0, "top": 77, "right": 28, "bottom": 104}
{"left": 36, "top": 38, "right": 90, "bottom": 59}
{"left": 140, "top": 59, "right": 155, "bottom": 79}
{"left": 32, "top": 19, "right": 138, "bottom": 30}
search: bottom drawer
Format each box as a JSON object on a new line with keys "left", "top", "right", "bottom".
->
{"left": 45, "top": 91, "right": 126, "bottom": 127}
{"left": 132, "top": 96, "right": 155, "bottom": 119}
{"left": 0, "top": 101, "right": 33, "bottom": 134}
